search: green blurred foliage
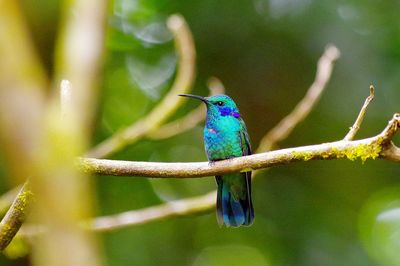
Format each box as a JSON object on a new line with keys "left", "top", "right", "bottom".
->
{"left": 360, "top": 186, "right": 400, "bottom": 265}
{"left": 1, "top": 0, "right": 400, "bottom": 265}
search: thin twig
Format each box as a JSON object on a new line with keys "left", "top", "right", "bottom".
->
{"left": 258, "top": 45, "right": 340, "bottom": 152}
{"left": 147, "top": 77, "right": 225, "bottom": 140}
{"left": 87, "top": 14, "right": 196, "bottom": 158}
{"left": 0, "top": 181, "right": 33, "bottom": 250}
{"left": 344, "top": 85, "right": 375, "bottom": 141}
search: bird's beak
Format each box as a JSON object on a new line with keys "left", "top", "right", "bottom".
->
{"left": 178, "top": 94, "right": 207, "bottom": 102}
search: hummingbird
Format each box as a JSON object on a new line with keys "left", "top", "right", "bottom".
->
{"left": 179, "top": 93, "right": 254, "bottom": 227}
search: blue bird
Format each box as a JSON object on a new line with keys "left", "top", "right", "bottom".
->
{"left": 179, "top": 93, "right": 254, "bottom": 227}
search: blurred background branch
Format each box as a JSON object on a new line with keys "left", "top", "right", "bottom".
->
{"left": 87, "top": 14, "right": 196, "bottom": 158}
{"left": 93, "top": 190, "right": 217, "bottom": 232}
{"left": 0, "top": 2, "right": 47, "bottom": 184}
{"left": 27, "top": 0, "right": 107, "bottom": 264}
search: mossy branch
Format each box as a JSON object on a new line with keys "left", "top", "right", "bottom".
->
{"left": 80, "top": 113, "right": 400, "bottom": 178}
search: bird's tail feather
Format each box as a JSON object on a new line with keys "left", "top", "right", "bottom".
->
{"left": 216, "top": 173, "right": 254, "bottom": 227}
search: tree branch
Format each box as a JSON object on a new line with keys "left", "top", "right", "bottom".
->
{"left": 92, "top": 191, "right": 217, "bottom": 232}
{"left": 87, "top": 14, "right": 196, "bottom": 158}
{"left": 344, "top": 85, "right": 375, "bottom": 141}
{"left": 79, "top": 113, "right": 400, "bottom": 178}
{"left": 0, "top": 182, "right": 33, "bottom": 250}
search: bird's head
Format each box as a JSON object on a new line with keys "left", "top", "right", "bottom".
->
{"left": 179, "top": 94, "right": 241, "bottom": 118}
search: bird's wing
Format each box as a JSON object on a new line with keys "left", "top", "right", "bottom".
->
{"left": 238, "top": 117, "right": 252, "bottom": 156}
{"left": 238, "top": 118, "right": 254, "bottom": 224}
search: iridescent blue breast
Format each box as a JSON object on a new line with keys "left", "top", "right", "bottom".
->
{"left": 204, "top": 116, "right": 243, "bottom": 161}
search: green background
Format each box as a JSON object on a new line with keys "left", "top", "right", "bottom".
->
{"left": 1, "top": 0, "right": 400, "bottom": 265}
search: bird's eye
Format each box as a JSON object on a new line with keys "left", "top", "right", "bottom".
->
{"left": 216, "top": 101, "right": 224, "bottom": 106}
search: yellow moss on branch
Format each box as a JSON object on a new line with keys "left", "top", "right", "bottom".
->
{"left": 337, "top": 144, "right": 381, "bottom": 162}
{"left": 291, "top": 151, "right": 314, "bottom": 161}
{"left": 289, "top": 140, "right": 383, "bottom": 164}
